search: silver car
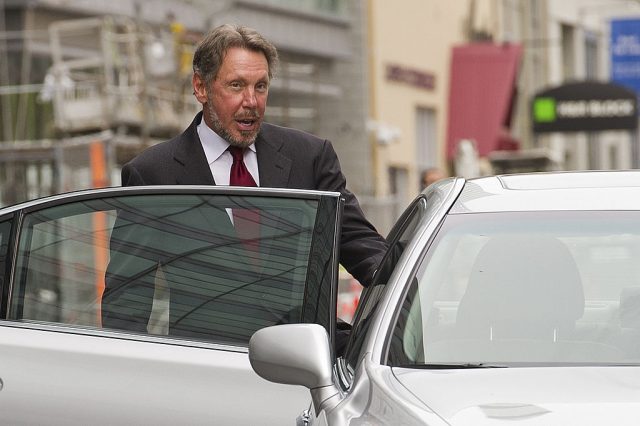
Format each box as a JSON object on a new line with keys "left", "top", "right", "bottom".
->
{"left": 0, "top": 186, "right": 344, "bottom": 425}
{"left": 250, "top": 171, "right": 640, "bottom": 425}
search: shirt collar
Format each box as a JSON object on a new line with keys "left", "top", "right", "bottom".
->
{"left": 197, "top": 116, "right": 256, "bottom": 165}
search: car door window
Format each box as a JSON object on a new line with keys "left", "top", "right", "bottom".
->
{"left": 8, "top": 191, "right": 338, "bottom": 346}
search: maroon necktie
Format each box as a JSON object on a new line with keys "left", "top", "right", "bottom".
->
{"left": 228, "top": 146, "right": 260, "bottom": 256}
{"left": 229, "top": 146, "right": 257, "bottom": 187}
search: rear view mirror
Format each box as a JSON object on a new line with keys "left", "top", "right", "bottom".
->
{"left": 249, "top": 324, "right": 341, "bottom": 413}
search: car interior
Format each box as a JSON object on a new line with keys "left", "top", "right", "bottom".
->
{"left": 392, "top": 231, "right": 638, "bottom": 366}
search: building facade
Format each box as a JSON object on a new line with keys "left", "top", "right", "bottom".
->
{"left": 366, "top": 0, "right": 471, "bottom": 231}
{"left": 474, "top": 0, "right": 640, "bottom": 173}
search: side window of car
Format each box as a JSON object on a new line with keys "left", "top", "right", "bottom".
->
{"left": 343, "top": 197, "right": 428, "bottom": 371}
{"left": 8, "top": 193, "right": 336, "bottom": 346}
{"left": 11, "top": 204, "right": 117, "bottom": 325}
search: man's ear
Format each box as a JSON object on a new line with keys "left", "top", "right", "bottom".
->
{"left": 193, "top": 73, "right": 208, "bottom": 105}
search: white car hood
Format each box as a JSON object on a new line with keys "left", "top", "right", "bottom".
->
{"left": 392, "top": 366, "right": 640, "bottom": 425}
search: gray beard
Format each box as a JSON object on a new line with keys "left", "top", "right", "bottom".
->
{"left": 205, "top": 97, "right": 259, "bottom": 148}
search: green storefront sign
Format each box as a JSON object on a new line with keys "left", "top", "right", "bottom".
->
{"left": 532, "top": 81, "right": 637, "bottom": 133}
{"left": 533, "top": 97, "right": 556, "bottom": 123}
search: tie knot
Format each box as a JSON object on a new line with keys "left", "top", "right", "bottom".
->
{"left": 229, "top": 146, "right": 245, "bottom": 162}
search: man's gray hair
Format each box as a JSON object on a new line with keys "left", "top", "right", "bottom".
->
{"left": 193, "top": 24, "right": 278, "bottom": 85}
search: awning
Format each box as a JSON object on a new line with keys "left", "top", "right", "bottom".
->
{"left": 446, "top": 43, "right": 523, "bottom": 160}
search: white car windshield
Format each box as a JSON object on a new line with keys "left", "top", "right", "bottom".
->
{"left": 390, "top": 211, "right": 640, "bottom": 367}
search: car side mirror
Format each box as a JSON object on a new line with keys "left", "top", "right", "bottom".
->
{"left": 249, "top": 324, "right": 341, "bottom": 413}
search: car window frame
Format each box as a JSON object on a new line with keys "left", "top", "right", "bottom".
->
{"left": 339, "top": 195, "right": 428, "bottom": 385}
{"left": 0, "top": 213, "right": 18, "bottom": 319}
{"left": 0, "top": 186, "right": 342, "bottom": 351}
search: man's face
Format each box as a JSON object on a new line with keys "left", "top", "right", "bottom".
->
{"left": 194, "top": 47, "right": 269, "bottom": 148}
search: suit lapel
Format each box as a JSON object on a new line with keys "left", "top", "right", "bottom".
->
{"left": 256, "top": 129, "right": 292, "bottom": 188}
{"left": 174, "top": 112, "right": 217, "bottom": 185}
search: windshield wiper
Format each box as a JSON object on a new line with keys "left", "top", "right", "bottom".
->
{"left": 399, "top": 363, "right": 508, "bottom": 369}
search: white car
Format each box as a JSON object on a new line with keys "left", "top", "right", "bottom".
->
{"left": 251, "top": 170, "right": 640, "bottom": 425}
{"left": 0, "top": 186, "right": 344, "bottom": 425}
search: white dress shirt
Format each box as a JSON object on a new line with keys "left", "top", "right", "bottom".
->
{"left": 197, "top": 117, "right": 260, "bottom": 186}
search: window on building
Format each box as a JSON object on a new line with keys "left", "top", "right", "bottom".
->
{"left": 530, "top": 0, "right": 542, "bottom": 32}
{"left": 389, "top": 166, "right": 409, "bottom": 220}
{"left": 503, "top": 0, "right": 521, "bottom": 42}
{"left": 561, "top": 23, "right": 576, "bottom": 80}
{"left": 415, "top": 107, "right": 437, "bottom": 173}
{"left": 585, "top": 31, "right": 599, "bottom": 79}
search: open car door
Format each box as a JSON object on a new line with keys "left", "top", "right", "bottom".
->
{"left": 0, "top": 186, "right": 342, "bottom": 425}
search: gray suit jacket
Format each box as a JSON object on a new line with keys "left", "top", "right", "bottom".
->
{"left": 121, "top": 112, "right": 388, "bottom": 286}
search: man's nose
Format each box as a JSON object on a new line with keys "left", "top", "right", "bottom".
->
{"left": 242, "top": 88, "right": 258, "bottom": 108}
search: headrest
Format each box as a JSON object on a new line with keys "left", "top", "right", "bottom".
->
{"left": 457, "top": 235, "right": 585, "bottom": 331}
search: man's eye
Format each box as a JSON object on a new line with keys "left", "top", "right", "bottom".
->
{"left": 256, "top": 83, "right": 268, "bottom": 92}
{"left": 230, "top": 82, "right": 242, "bottom": 89}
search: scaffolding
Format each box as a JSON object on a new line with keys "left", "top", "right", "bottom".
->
{"left": 46, "top": 16, "right": 198, "bottom": 136}
{"left": 0, "top": 15, "right": 200, "bottom": 206}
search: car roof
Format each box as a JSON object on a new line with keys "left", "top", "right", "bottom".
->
{"left": 450, "top": 170, "right": 640, "bottom": 213}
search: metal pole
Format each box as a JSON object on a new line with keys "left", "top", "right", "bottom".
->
{"left": 15, "top": 4, "right": 33, "bottom": 140}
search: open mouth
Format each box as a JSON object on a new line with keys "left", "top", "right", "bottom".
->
{"left": 235, "top": 116, "right": 260, "bottom": 130}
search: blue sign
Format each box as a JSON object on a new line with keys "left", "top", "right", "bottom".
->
{"left": 611, "top": 19, "right": 640, "bottom": 96}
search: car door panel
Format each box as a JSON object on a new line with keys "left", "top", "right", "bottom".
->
{"left": 0, "top": 187, "right": 340, "bottom": 424}
{"left": 0, "top": 323, "right": 307, "bottom": 425}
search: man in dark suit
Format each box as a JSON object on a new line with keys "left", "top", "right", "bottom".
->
{"left": 102, "top": 24, "right": 387, "bottom": 337}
